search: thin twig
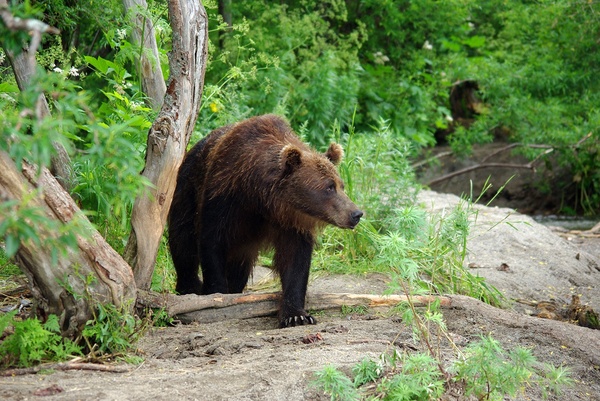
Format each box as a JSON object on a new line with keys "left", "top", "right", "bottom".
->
{"left": 1, "top": 361, "right": 129, "bottom": 376}
{"left": 427, "top": 163, "right": 536, "bottom": 187}
{"left": 0, "top": 0, "right": 60, "bottom": 69}
{"left": 480, "top": 143, "right": 552, "bottom": 163}
{"left": 426, "top": 132, "right": 592, "bottom": 187}
{"left": 346, "top": 339, "right": 392, "bottom": 345}
{"left": 0, "top": 5, "right": 60, "bottom": 34}
{"left": 411, "top": 151, "right": 454, "bottom": 169}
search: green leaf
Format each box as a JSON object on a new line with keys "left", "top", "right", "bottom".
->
{"left": 463, "top": 35, "right": 486, "bottom": 48}
{"left": 84, "top": 56, "right": 113, "bottom": 75}
{"left": 0, "top": 82, "right": 19, "bottom": 93}
{"left": 4, "top": 234, "right": 20, "bottom": 258}
{"left": 43, "top": 315, "right": 61, "bottom": 334}
{"left": 441, "top": 39, "right": 461, "bottom": 52}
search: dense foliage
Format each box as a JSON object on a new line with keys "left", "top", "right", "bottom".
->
{"left": 2, "top": 0, "right": 599, "bottom": 221}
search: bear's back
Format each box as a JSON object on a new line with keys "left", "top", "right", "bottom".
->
{"left": 203, "top": 115, "right": 310, "bottom": 195}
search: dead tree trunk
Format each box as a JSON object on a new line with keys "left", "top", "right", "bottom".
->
{"left": 124, "top": 0, "right": 209, "bottom": 290}
{"left": 0, "top": 2, "right": 135, "bottom": 338}
{"left": 0, "top": 0, "right": 208, "bottom": 335}
{"left": 122, "top": 0, "right": 167, "bottom": 110}
{"left": 0, "top": 152, "right": 136, "bottom": 338}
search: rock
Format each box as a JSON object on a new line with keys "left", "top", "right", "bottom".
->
{"left": 417, "top": 190, "right": 600, "bottom": 313}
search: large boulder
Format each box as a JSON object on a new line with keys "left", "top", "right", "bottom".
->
{"left": 418, "top": 190, "right": 600, "bottom": 311}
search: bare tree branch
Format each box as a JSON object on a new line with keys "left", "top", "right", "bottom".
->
{"left": 122, "top": 0, "right": 166, "bottom": 110}
{"left": 426, "top": 144, "right": 554, "bottom": 187}
{"left": 425, "top": 133, "right": 593, "bottom": 187}
{"left": 124, "top": 0, "right": 209, "bottom": 290}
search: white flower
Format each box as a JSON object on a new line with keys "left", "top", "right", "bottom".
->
{"left": 53, "top": 67, "right": 63, "bottom": 73}
{"left": 116, "top": 28, "right": 127, "bottom": 41}
{"left": 69, "top": 67, "right": 79, "bottom": 77}
{"left": 373, "top": 51, "right": 390, "bottom": 65}
{"left": 445, "top": 115, "right": 454, "bottom": 122}
{"left": 423, "top": 40, "right": 433, "bottom": 50}
{"left": 114, "top": 84, "right": 125, "bottom": 95}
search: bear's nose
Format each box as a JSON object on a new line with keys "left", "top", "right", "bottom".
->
{"left": 351, "top": 210, "right": 363, "bottom": 225}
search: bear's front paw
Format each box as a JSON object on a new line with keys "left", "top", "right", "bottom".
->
{"left": 280, "top": 314, "right": 317, "bottom": 328}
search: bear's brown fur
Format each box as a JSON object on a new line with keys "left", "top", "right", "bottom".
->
{"left": 168, "top": 114, "right": 362, "bottom": 327}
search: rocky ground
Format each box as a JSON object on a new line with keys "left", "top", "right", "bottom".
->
{"left": 1, "top": 190, "right": 599, "bottom": 401}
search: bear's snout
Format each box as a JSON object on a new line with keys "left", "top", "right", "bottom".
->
{"left": 349, "top": 210, "right": 363, "bottom": 228}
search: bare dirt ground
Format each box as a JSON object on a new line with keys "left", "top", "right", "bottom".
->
{"left": 1, "top": 190, "right": 599, "bottom": 401}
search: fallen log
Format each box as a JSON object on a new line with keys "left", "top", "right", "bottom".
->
{"left": 136, "top": 290, "right": 452, "bottom": 324}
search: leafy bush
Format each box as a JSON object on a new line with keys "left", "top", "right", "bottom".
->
{"left": 201, "top": 0, "right": 364, "bottom": 146}
{"left": 0, "top": 312, "right": 82, "bottom": 367}
{"left": 0, "top": 303, "right": 150, "bottom": 367}
{"left": 439, "top": 1, "right": 600, "bottom": 213}
{"left": 454, "top": 335, "right": 573, "bottom": 400}
{"left": 313, "top": 335, "right": 572, "bottom": 400}
{"left": 82, "top": 303, "right": 147, "bottom": 355}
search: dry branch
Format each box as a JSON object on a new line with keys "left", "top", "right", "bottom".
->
{"left": 426, "top": 144, "right": 555, "bottom": 187}
{"left": 124, "top": 0, "right": 209, "bottom": 290}
{"left": 137, "top": 290, "right": 452, "bottom": 323}
{"left": 426, "top": 133, "right": 592, "bottom": 187}
{"left": 427, "top": 162, "right": 541, "bottom": 186}
{"left": 0, "top": 361, "right": 129, "bottom": 377}
{"left": 0, "top": 152, "right": 136, "bottom": 337}
{"left": 122, "top": 0, "right": 166, "bottom": 110}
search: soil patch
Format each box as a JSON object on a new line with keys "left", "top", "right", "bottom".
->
{"left": 1, "top": 191, "right": 599, "bottom": 401}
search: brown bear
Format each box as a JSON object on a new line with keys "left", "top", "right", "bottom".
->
{"left": 168, "top": 114, "right": 363, "bottom": 328}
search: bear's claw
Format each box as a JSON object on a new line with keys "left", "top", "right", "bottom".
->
{"left": 281, "top": 314, "right": 317, "bottom": 328}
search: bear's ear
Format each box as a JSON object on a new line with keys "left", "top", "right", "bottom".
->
{"left": 281, "top": 145, "right": 303, "bottom": 175}
{"left": 325, "top": 143, "right": 343, "bottom": 165}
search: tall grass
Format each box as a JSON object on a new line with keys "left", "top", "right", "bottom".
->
{"left": 314, "top": 119, "right": 504, "bottom": 306}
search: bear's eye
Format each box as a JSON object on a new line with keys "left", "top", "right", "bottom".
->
{"left": 326, "top": 183, "right": 336, "bottom": 193}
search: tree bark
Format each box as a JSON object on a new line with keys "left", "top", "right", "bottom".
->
{"left": 122, "top": 0, "right": 167, "bottom": 110}
{"left": 0, "top": 152, "right": 136, "bottom": 338}
{"left": 218, "top": 0, "right": 232, "bottom": 27}
{"left": 124, "top": 0, "right": 209, "bottom": 290}
{"left": 218, "top": 0, "right": 232, "bottom": 48}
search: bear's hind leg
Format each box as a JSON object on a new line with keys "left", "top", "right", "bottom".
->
{"left": 172, "top": 251, "right": 202, "bottom": 294}
{"left": 226, "top": 255, "right": 255, "bottom": 293}
{"left": 199, "top": 243, "right": 230, "bottom": 294}
{"left": 168, "top": 210, "right": 202, "bottom": 295}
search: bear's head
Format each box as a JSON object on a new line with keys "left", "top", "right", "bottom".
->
{"left": 279, "top": 143, "right": 363, "bottom": 230}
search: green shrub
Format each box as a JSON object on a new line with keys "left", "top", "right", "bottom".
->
{"left": 0, "top": 312, "right": 82, "bottom": 368}
{"left": 82, "top": 303, "right": 146, "bottom": 355}
{"left": 453, "top": 335, "right": 573, "bottom": 400}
